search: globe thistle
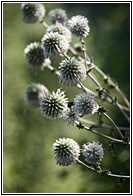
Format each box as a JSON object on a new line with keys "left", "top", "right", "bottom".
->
{"left": 53, "top": 138, "right": 80, "bottom": 166}
{"left": 58, "top": 57, "right": 86, "bottom": 86}
{"left": 48, "top": 9, "right": 67, "bottom": 25}
{"left": 73, "top": 92, "right": 99, "bottom": 116}
{"left": 63, "top": 107, "right": 79, "bottom": 125}
{"left": 81, "top": 141, "right": 104, "bottom": 165}
{"left": 21, "top": 3, "right": 45, "bottom": 23}
{"left": 24, "top": 83, "right": 49, "bottom": 108}
{"left": 41, "top": 32, "right": 69, "bottom": 58}
{"left": 24, "top": 42, "right": 46, "bottom": 70}
{"left": 68, "top": 15, "right": 90, "bottom": 38}
{"left": 47, "top": 23, "right": 72, "bottom": 43}
{"left": 40, "top": 89, "right": 68, "bottom": 119}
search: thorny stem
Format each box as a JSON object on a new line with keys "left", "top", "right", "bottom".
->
{"left": 77, "top": 160, "right": 130, "bottom": 179}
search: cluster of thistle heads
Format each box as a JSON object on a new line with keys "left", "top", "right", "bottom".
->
{"left": 22, "top": 3, "right": 104, "bottom": 167}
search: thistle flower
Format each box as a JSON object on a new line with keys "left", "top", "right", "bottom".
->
{"left": 48, "top": 9, "right": 67, "bottom": 25}
{"left": 58, "top": 57, "right": 86, "bottom": 86}
{"left": 81, "top": 141, "right": 104, "bottom": 165}
{"left": 63, "top": 107, "right": 79, "bottom": 125}
{"left": 53, "top": 138, "right": 80, "bottom": 166}
{"left": 68, "top": 15, "right": 90, "bottom": 38}
{"left": 73, "top": 92, "right": 99, "bottom": 116}
{"left": 21, "top": 3, "right": 45, "bottom": 23}
{"left": 24, "top": 83, "right": 49, "bottom": 108}
{"left": 24, "top": 42, "right": 46, "bottom": 70}
{"left": 47, "top": 23, "right": 72, "bottom": 43}
{"left": 40, "top": 89, "right": 68, "bottom": 119}
{"left": 41, "top": 32, "right": 69, "bottom": 58}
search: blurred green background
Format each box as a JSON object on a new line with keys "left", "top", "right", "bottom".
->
{"left": 3, "top": 3, "right": 130, "bottom": 193}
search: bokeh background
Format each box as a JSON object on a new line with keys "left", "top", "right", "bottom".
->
{"left": 3, "top": 2, "right": 130, "bottom": 193}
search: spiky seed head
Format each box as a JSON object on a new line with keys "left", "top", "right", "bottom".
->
{"left": 73, "top": 92, "right": 99, "bottom": 116}
{"left": 21, "top": 3, "right": 45, "bottom": 23}
{"left": 81, "top": 141, "right": 104, "bottom": 165}
{"left": 47, "top": 23, "right": 72, "bottom": 43}
{"left": 68, "top": 15, "right": 90, "bottom": 38}
{"left": 24, "top": 42, "right": 46, "bottom": 70}
{"left": 40, "top": 89, "right": 68, "bottom": 119}
{"left": 24, "top": 83, "right": 49, "bottom": 108}
{"left": 53, "top": 138, "right": 80, "bottom": 166}
{"left": 48, "top": 9, "right": 67, "bottom": 25}
{"left": 58, "top": 57, "right": 86, "bottom": 86}
{"left": 41, "top": 32, "right": 69, "bottom": 58}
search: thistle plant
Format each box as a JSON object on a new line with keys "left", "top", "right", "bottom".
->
{"left": 21, "top": 3, "right": 130, "bottom": 190}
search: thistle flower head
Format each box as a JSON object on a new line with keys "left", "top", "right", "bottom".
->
{"left": 58, "top": 57, "right": 86, "bottom": 86}
{"left": 40, "top": 89, "right": 68, "bottom": 119}
{"left": 81, "top": 141, "right": 104, "bottom": 165}
{"left": 24, "top": 83, "right": 49, "bottom": 108}
{"left": 41, "top": 32, "right": 69, "bottom": 58}
{"left": 21, "top": 3, "right": 45, "bottom": 23}
{"left": 47, "top": 23, "right": 72, "bottom": 43}
{"left": 48, "top": 9, "right": 67, "bottom": 25}
{"left": 73, "top": 92, "right": 99, "bottom": 116}
{"left": 24, "top": 42, "right": 46, "bottom": 70}
{"left": 63, "top": 107, "right": 79, "bottom": 125}
{"left": 68, "top": 15, "right": 90, "bottom": 38}
{"left": 53, "top": 138, "right": 80, "bottom": 166}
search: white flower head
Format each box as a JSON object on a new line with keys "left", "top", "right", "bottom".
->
{"left": 53, "top": 138, "right": 80, "bottom": 166}
{"left": 24, "top": 42, "right": 46, "bottom": 70}
{"left": 68, "top": 15, "right": 90, "bottom": 38}
{"left": 82, "top": 141, "right": 104, "bottom": 165}
{"left": 40, "top": 89, "right": 68, "bottom": 119}
{"left": 58, "top": 57, "right": 86, "bottom": 86}
{"left": 21, "top": 3, "right": 45, "bottom": 23}
{"left": 24, "top": 83, "right": 49, "bottom": 108}
{"left": 48, "top": 8, "right": 67, "bottom": 25}
{"left": 47, "top": 23, "right": 72, "bottom": 43}
{"left": 73, "top": 92, "right": 99, "bottom": 116}
{"left": 63, "top": 107, "right": 79, "bottom": 125}
{"left": 41, "top": 32, "right": 69, "bottom": 58}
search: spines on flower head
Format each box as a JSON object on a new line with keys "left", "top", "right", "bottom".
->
{"left": 68, "top": 15, "right": 90, "bottom": 38}
{"left": 21, "top": 3, "right": 45, "bottom": 23}
{"left": 24, "top": 83, "right": 49, "bottom": 108}
{"left": 63, "top": 107, "right": 79, "bottom": 125}
{"left": 73, "top": 92, "right": 99, "bottom": 116}
{"left": 53, "top": 138, "right": 80, "bottom": 166}
{"left": 58, "top": 57, "right": 86, "bottom": 86}
{"left": 41, "top": 32, "right": 69, "bottom": 58}
{"left": 40, "top": 89, "right": 68, "bottom": 119}
{"left": 24, "top": 42, "right": 47, "bottom": 70}
{"left": 81, "top": 141, "right": 104, "bottom": 165}
{"left": 48, "top": 8, "right": 67, "bottom": 25}
{"left": 47, "top": 23, "right": 72, "bottom": 43}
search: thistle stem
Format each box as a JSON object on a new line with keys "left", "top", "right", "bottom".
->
{"left": 77, "top": 160, "right": 130, "bottom": 179}
{"left": 103, "top": 113, "right": 124, "bottom": 140}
